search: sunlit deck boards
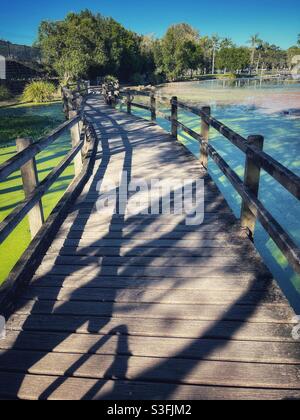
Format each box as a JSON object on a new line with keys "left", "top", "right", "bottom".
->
{"left": 0, "top": 96, "right": 299, "bottom": 400}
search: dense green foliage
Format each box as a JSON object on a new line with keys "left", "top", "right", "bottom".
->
{"left": 0, "top": 85, "right": 12, "bottom": 101}
{"left": 22, "top": 81, "right": 57, "bottom": 103}
{"left": 37, "top": 10, "right": 299, "bottom": 83}
{"left": 216, "top": 47, "right": 251, "bottom": 72}
{"left": 38, "top": 10, "right": 155, "bottom": 83}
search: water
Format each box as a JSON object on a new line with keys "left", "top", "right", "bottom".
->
{"left": 0, "top": 103, "right": 73, "bottom": 284}
{"left": 121, "top": 78, "right": 300, "bottom": 312}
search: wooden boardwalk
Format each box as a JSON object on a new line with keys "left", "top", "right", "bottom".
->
{"left": 0, "top": 96, "right": 299, "bottom": 400}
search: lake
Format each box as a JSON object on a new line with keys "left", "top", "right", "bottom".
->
{"left": 120, "top": 78, "right": 300, "bottom": 312}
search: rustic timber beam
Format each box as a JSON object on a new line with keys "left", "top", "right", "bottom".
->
{"left": 16, "top": 138, "right": 45, "bottom": 239}
{"left": 241, "top": 135, "right": 265, "bottom": 238}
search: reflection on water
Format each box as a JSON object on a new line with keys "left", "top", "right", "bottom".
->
{"left": 122, "top": 79, "right": 300, "bottom": 312}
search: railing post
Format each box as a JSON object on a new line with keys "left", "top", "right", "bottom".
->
{"left": 150, "top": 93, "right": 156, "bottom": 121}
{"left": 68, "top": 110, "right": 83, "bottom": 176}
{"left": 16, "top": 138, "right": 44, "bottom": 239}
{"left": 241, "top": 135, "right": 265, "bottom": 239}
{"left": 200, "top": 106, "right": 211, "bottom": 169}
{"left": 171, "top": 96, "right": 178, "bottom": 139}
{"left": 126, "top": 92, "right": 132, "bottom": 114}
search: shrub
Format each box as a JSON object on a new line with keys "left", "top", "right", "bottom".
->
{"left": 0, "top": 85, "right": 12, "bottom": 101}
{"left": 103, "top": 75, "right": 118, "bottom": 84}
{"left": 216, "top": 73, "right": 237, "bottom": 80}
{"left": 22, "top": 81, "right": 56, "bottom": 103}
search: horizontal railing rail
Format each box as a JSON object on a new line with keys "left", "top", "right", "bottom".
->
{"left": 116, "top": 88, "right": 300, "bottom": 275}
{"left": 0, "top": 115, "right": 80, "bottom": 182}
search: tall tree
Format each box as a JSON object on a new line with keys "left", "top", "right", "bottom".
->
{"left": 216, "top": 47, "right": 251, "bottom": 72}
{"left": 160, "top": 23, "right": 201, "bottom": 80}
{"left": 211, "top": 34, "right": 221, "bottom": 74}
{"left": 248, "top": 33, "right": 262, "bottom": 66}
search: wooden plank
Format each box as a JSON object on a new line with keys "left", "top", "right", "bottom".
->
{"left": 1, "top": 372, "right": 299, "bottom": 400}
{"left": 0, "top": 349, "right": 299, "bottom": 389}
{"left": 2, "top": 330, "right": 300, "bottom": 364}
{"left": 35, "top": 263, "right": 269, "bottom": 279}
{"left": 49, "top": 238, "right": 245, "bottom": 250}
{"left": 57, "top": 225, "right": 238, "bottom": 238}
{"left": 47, "top": 245, "right": 253, "bottom": 258}
{"left": 22, "top": 286, "right": 285, "bottom": 305}
{"left": 6, "top": 314, "right": 296, "bottom": 342}
{"left": 38, "top": 255, "right": 267, "bottom": 272}
{"left": 31, "top": 273, "right": 273, "bottom": 290}
{"left": 14, "top": 299, "right": 294, "bottom": 323}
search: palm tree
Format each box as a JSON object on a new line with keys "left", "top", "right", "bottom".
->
{"left": 248, "top": 33, "right": 262, "bottom": 66}
{"left": 211, "top": 34, "right": 221, "bottom": 74}
{"left": 298, "top": 34, "right": 300, "bottom": 46}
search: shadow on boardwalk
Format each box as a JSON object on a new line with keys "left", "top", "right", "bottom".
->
{"left": 0, "top": 98, "right": 290, "bottom": 400}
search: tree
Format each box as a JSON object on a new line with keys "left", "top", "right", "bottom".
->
{"left": 37, "top": 9, "right": 156, "bottom": 84}
{"left": 216, "top": 47, "right": 251, "bottom": 72}
{"left": 256, "top": 43, "right": 287, "bottom": 71}
{"left": 38, "top": 11, "right": 107, "bottom": 82}
{"left": 287, "top": 46, "right": 300, "bottom": 67}
{"left": 298, "top": 34, "right": 300, "bottom": 46}
{"left": 176, "top": 40, "right": 204, "bottom": 77}
{"left": 211, "top": 34, "right": 221, "bottom": 74}
{"left": 160, "top": 23, "right": 200, "bottom": 80}
{"left": 220, "top": 37, "right": 235, "bottom": 49}
{"left": 248, "top": 33, "right": 262, "bottom": 66}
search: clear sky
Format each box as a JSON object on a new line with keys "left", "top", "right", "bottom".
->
{"left": 0, "top": 0, "right": 299, "bottom": 49}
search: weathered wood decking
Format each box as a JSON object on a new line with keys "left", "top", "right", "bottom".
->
{"left": 0, "top": 96, "right": 299, "bottom": 400}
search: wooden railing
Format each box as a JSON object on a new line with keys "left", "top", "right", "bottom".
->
{"left": 0, "top": 85, "right": 93, "bottom": 246}
{"left": 119, "top": 89, "right": 300, "bottom": 275}
{"left": 0, "top": 84, "right": 98, "bottom": 312}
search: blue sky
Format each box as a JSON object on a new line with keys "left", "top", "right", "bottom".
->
{"left": 0, "top": 0, "right": 299, "bottom": 48}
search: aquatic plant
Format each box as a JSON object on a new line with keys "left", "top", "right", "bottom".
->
{"left": 22, "top": 81, "right": 57, "bottom": 103}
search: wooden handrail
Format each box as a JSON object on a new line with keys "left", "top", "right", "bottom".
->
{"left": 118, "top": 88, "right": 300, "bottom": 275}
{"left": 175, "top": 99, "right": 300, "bottom": 200}
{"left": 0, "top": 82, "right": 92, "bottom": 248}
{"left": 0, "top": 138, "right": 84, "bottom": 245}
{"left": 0, "top": 115, "right": 80, "bottom": 182}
